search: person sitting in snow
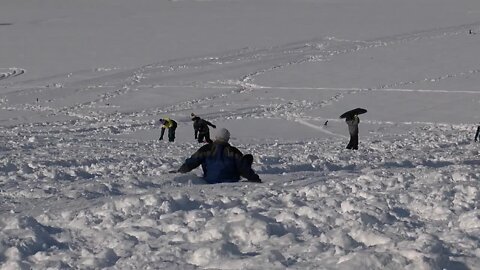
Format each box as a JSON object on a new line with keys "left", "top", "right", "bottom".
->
{"left": 176, "top": 128, "right": 261, "bottom": 184}
{"left": 158, "top": 117, "right": 177, "bottom": 142}
{"left": 345, "top": 114, "right": 360, "bottom": 150}
{"left": 475, "top": 125, "right": 480, "bottom": 142}
{"left": 191, "top": 113, "right": 216, "bottom": 144}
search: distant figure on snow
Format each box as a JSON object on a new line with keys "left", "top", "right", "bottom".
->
{"left": 177, "top": 128, "right": 261, "bottom": 184}
{"left": 191, "top": 113, "right": 216, "bottom": 143}
{"left": 475, "top": 125, "right": 480, "bottom": 142}
{"left": 345, "top": 115, "right": 360, "bottom": 150}
{"left": 158, "top": 117, "right": 177, "bottom": 142}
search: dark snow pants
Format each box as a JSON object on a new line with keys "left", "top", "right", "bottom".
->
{"left": 168, "top": 126, "right": 177, "bottom": 142}
{"left": 198, "top": 131, "right": 212, "bottom": 144}
{"left": 346, "top": 133, "right": 358, "bottom": 150}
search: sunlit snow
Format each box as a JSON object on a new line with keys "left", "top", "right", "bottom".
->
{"left": 1, "top": 0, "right": 480, "bottom": 269}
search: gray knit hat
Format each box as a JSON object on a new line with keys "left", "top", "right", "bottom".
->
{"left": 214, "top": 128, "right": 230, "bottom": 142}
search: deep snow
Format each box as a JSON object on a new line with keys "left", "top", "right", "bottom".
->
{"left": 1, "top": 0, "right": 480, "bottom": 269}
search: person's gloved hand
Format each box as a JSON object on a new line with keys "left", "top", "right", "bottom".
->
{"left": 212, "top": 125, "right": 216, "bottom": 129}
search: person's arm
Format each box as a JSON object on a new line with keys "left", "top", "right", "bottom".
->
{"left": 159, "top": 127, "right": 166, "bottom": 140}
{"left": 178, "top": 145, "right": 210, "bottom": 173}
{"left": 205, "top": 120, "right": 216, "bottom": 129}
{"left": 178, "top": 153, "right": 202, "bottom": 173}
{"left": 475, "top": 126, "right": 480, "bottom": 141}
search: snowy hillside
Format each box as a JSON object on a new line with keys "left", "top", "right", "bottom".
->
{"left": 1, "top": 0, "right": 480, "bottom": 269}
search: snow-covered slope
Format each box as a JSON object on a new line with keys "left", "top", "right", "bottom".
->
{"left": 1, "top": 0, "right": 480, "bottom": 269}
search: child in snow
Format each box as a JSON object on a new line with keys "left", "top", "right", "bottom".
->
{"left": 159, "top": 117, "right": 177, "bottom": 142}
{"left": 191, "top": 113, "right": 216, "bottom": 143}
{"left": 176, "top": 128, "right": 261, "bottom": 184}
{"left": 345, "top": 115, "right": 360, "bottom": 150}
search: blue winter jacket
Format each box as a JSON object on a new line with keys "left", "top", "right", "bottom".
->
{"left": 178, "top": 142, "right": 260, "bottom": 184}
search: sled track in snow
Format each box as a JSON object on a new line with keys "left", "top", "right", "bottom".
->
{"left": 210, "top": 84, "right": 480, "bottom": 95}
{"left": 0, "top": 68, "right": 25, "bottom": 81}
{"left": 2, "top": 21, "right": 480, "bottom": 135}
{"left": 236, "top": 20, "right": 480, "bottom": 84}
{"left": 131, "top": 20, "right": 480, "bottom": 122}
{"left": 50, "top": 19, "right": 479, "bottom": 116}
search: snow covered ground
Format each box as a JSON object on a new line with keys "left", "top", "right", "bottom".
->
{"left": 1, "top": 0, "right": 480, "bottom": 269}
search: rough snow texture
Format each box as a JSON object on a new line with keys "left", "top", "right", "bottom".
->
{"left": 1, "top": 0, "right": 480, "bottom": 269}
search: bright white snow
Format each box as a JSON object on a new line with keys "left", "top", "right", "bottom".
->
{"left": 1, "top": 0, "right": 480, "bottom": 269}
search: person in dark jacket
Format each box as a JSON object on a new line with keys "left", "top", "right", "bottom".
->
{"left": 191, "top": 113, "right": 216, "bottom": 143}
{"left": 159, "top": 117, "right": 177, "bottom": 142}
{"left": 475, "top": 125, "right": 480, "bottom": 142}
{"left": 177, "top": 128, "right": 261, "bottom": 184}
{"left": 345, "top": 114, "right": 360, "bottom": 150}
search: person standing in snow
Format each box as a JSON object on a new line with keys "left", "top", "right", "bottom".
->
{"left": 345, "top": 114, "right": 360, "bottom": 150}
{"left": 158, "top": 117, "right": 177, "bottom": 142}
{"left": 191, "top": 113, "right": 216, "bottom": 144}
{"left": 176, "top": 128, "right": 261, "bottom": 184}
{"left": 475, "top": 125, "right": 480, "bottom": 142}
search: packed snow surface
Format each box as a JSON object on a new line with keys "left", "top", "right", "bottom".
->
{"left": 1, "top": 0, "right": 480, "bottom": 269}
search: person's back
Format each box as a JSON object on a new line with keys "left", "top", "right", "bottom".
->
{"left": 193, "top": 118, "right": 209, "bottom": 133}
{"left": 178, "top": 128, "right": 261, "bottom": 183}
{"left": 190, "top": 142, "right": 243, "bottom": 183}
{"left": 163, "top": 118, "right": 177, "bottom": 129}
